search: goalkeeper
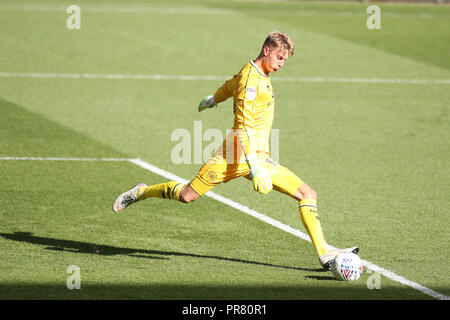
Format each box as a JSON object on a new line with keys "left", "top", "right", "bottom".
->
{"left": 113, "top": 31, "right": 358, "bottom": 269}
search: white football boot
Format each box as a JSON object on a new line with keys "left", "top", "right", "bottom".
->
{"left": 112, "top": 183, "right": 147, "bottom": 213}
{"left": 319, "top": 246, "right": 360, "bottom": 270}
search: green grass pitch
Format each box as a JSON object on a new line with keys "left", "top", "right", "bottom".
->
{"left": 0, "top": 0, "right": 449, "bottom": 300}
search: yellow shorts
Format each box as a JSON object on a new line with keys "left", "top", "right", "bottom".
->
{"left": 190, "top": 155, "right": 304, "bottom": 197}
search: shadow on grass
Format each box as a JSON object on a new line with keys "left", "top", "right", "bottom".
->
{"left": 0, "top": 283, "right": 436, "bottom": 300}
{"left": 0, "top": 231, "right": 325, "bottom": 273}
{"left": 305, "top": 275, "right": 337, "bottom": 281}
{"left": 0, "top": 232, "right": 438, "bottom": 300}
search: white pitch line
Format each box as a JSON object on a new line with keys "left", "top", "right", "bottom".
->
{"left": 0, "top": 72, "right": 227, "bottom": 81}
{"left": 1, "top": 156, "right": 448, "bottom": 300}
{"left": 362, "top": 260, "right": 449, "bottom": 301}
{"left": 0, "top": 3, "right": 441, "bottom": 19}
{"left": 278, "top": 76, "right": 450, "bottom": 85}
{"left": 1, "top": 72, "right": 449, "bottom": 85}
{"left": 0, "top": 156, "right": 131, "bottom": 162}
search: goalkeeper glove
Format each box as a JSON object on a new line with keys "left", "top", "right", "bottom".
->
{"left": 246, "top": 154, "right": 273, "bottom": 194}
{"left": 198, "top": 95, "right": 218, "bottom": 112}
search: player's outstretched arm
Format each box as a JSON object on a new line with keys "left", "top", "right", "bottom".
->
{"left": 198, "top": 95, "right": 218, "bottom": 112}
{"left": 199, "top": 74, "right": 237, "bottom": 112}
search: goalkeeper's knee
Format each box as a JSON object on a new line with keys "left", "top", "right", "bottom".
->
{"left": 296, "top": 182, "right": 317, "bottom": 201}
{"left": 178, "top": 185, "right": 201, "bottom": 203}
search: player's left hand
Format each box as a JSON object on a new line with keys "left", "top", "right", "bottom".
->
{"left": 198, "top": 95, "right": 218, "bottom": 112}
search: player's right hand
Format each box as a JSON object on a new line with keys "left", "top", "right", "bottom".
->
{"left": 246, "top": 154, "right": 273, "bottom": 194}
{"left": 251, "top": 167, "right": 273, "bottom": 194}
{"left": 198, "top": 95, "right": 218, "bottom": 112}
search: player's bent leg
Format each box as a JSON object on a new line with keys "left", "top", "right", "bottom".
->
{"left": 294, "top": 183, "right": 359, "bottom": 270}
{"left": 268, "top": 164, "right": 330, "bottom": 264}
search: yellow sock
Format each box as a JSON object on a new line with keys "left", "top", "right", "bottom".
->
{"left": 136, "top": 181, "right": 184, "bottom": 201}
{"left": 299, "top": 199, "right": 328, "bottom": 257}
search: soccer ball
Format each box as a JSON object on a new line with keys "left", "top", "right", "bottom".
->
{"left": 331, "top": 251, "right": 363, "bottom": 282}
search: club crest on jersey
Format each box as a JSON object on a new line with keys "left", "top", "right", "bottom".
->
{"left": 246, "top": 87, "right": 257, "bottom": 101}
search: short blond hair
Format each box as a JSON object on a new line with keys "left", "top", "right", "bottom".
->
{"left": 263, "top": 31, "right": 295, "bottom": 57}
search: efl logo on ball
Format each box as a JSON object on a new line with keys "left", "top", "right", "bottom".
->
{"left": 331, "top": 251, "right": 363, "bottom": 282}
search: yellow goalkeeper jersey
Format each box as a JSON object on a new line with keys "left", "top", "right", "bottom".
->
{"left": 213, "top": 61, "right": 274, "bottom": 160}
